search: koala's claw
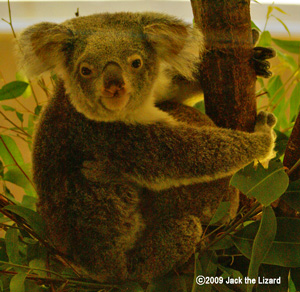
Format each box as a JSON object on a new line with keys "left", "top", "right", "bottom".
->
{"left": 253, "top": 47, "right": 276, "bottom": 60}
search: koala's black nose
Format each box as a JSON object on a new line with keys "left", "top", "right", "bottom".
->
{"left": 102, "top": 62, "right": 125, "bottom": 93}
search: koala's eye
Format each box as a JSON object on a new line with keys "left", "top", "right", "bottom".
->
{"left": 79, "top": 63, "right": 94, "bottom": 78}
{"left": 128, "top": 55, "right": 143, "bottom": 71}
{"left": 131, "top": 59, "right": 142, "bottom": 69}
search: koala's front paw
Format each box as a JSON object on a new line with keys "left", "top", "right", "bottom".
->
{"left": 255, "top": 111, "right": 277, "bottom": 131}
{"left": 254, "top": 111, "right": 277, "bottom": 167}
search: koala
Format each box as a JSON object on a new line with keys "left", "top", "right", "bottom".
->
{"left": 17, "top": 12, "right": 276, "bottom": 283}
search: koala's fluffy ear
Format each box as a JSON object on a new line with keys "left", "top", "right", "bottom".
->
{"left": 144, "top": 21, "right": 204, "bottom": 80}
{"left": 17, "top": 22, "right": 73, "bottom": 77}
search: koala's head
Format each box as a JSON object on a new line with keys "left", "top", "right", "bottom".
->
{"left": 17, "top": 12, "right": 204, "bottom": 122}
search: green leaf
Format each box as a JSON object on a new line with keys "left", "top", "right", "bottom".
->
{"left": 289, "top": 272, "right": 297, "bottom": 292}
{"left": 3, "top": 163, "right": 34, "bottom": 192}
{"left": 194, "top": 100, "right": 205, "bottom": 114}
{"left": 208, "top": 202, "right": 230, "bottom": 226}
{"left": 268, "top": 75, "right": 284, "bottom": 103}
{"left": 272, "top": 38, "right": 300, "bottom": 54}
{"left": 251, "top": 21, "right": 261, "bottom": 32}
{"left": 247, "top": 206, "right": 277, "bottom": 292}
{"left": 147, "top": 275, "right": 185, "bottom": 292}
{"left": 16, "top": 112, "right": 24, "bottom": 124}
{"left": 0, "top": 135, "right": 24, "bottom": 167}
{"left": 198, "top": 251, "right": 218, "bottom": 292}
{"left": 209, "top": 235, "right": 234, "bottom": 251}
{"left": 273, "top": 6, "right": 287, "bottom": 14}
{"left": 192, "top": 253, "right": 202, "bottom": 292}
{"left": 1, "top": 105, "right": 15, "bottom": 112}
{"left": 4, "top": 205, "right": 47, "bottom": 240}
{"left": 290, "top": 83, "right": 300, "bottom": 124}
{"left": 34, "top": 105, "right": 42, "bottom": 117}
{"left": 291, "top": 268, "right": 300, "bottom": 290}
{"left": 10, "top": 272, "right": 27, "bottom": 292}
{"left": 281, "top": 179, "right": 300, "bottom": 212}
{"left": 16, "top": 72, "right": 32, "bottom": 99}
{"left": 272, "top": 16, "right": 291, "bottom": 36}
{"left": 0, "top": 82, "right": 29, "bottom": 101}
{"left": 5, "top": 228, "right": 20, "bottom": 264}
{"left": 21, "top": 195, "right": 37, "bottom": 211}
{"left": 274, "top": 130, "right": 289, "bottom": 159}
{"left": 258, "top": 31, "right": 272, "bottom": 47}
{"left": 29, "top": 259, "right": 47, "bottom": 277}
{"left": 218, "top": 266, "right": 247, "bottom": 292}
{"left": 276, "top": 50, "right": 298, "bottom": 73}
{"left": 266, "top": 5, "right": 274, "bottom": 19}
{"left": 232, "top": 217, "right": 300, "bottom": 267}
{"left": 230, "top": 160, "right": 289, "bottom": 206}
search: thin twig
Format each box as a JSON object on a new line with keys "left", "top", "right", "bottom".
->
{"left": 201, "top": 202, "right": 261, "bottom": 252}
{"left": 0, "top": 269, "right": 118, "bottom": 290}
{"left": 1, "top": 0, "right": 16, "bottom": 38}
{"left": 287, "top": 158, "right": 300, "bottom": 177}
{"left": 0, "top": 111, "right": 31, "bottom": 138}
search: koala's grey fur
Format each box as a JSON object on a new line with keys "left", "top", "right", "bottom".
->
{"left": 17, "top": 12, "right": 276, "bottom": 283}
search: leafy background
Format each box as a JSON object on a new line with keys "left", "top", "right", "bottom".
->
{"left": 0, "top": 1, "right": 300, "bottom": 292}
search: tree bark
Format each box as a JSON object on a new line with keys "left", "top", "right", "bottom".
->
{"left": 191, "top": 0, "right": 257, "bottom": 131}
{"left": 284, "top": 112, "right": 300, "bottom": 181}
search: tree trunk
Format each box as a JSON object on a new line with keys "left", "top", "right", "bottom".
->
{"left": 191, "top": 0, "right": 256, "bottom": 132}
{"left": 284, "top": 112, "right": 300, "bottom": 181}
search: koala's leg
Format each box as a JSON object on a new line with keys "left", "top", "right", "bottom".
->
{"left": 64, "top": 179, "right": 144, "bottom": 282}
{"left": 128, "top": 215, "right": 202, "bottom": 283}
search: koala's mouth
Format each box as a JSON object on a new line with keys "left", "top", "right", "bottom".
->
{"left": 100, "top": 92, "right": 130, "bottom": 112}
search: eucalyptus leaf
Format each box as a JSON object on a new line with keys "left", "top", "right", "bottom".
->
{"left": 0, "top": 135, "right": 24, "bottom": 167}
{"left": 208, "top": 201, "right": 230, "bottom": 226}
{"left": 232, "top": 217, "right": 300, "bottom": 268}
{"left": 281, "top": 179, "right": 300, "bottom": 212}
{"left": 194, "top": 100, "right": 205, "bottom": 114}
{"left": 272, "top": 15, "right": 291, "bottom": 36}
{"left": 4, "top": 205, "right": 47, "bottom": 240}
{"left": 5, "top": 228, "right": 20, "bottom": 264}
{"left": 267, "top": 75, "right": 284, "bottom": 103}
{"left": 16, "top": 72, "right": 32, "bottom": 99}
{"left": 218, "top": 266, "right": 246, "bottom": 292}
{"left": 9, "top": 272, "right": 27, "bottom": 292}
{"left": 251, "top": 20, "right": 261, "bottom": 32}
{"left": 29, "top": 259, "right": 47, "bottom": 277}
{"left": 0, "top": 81, "right": 28, "bottom": 101}
{"left": 275, "top": 50, "right": 298, "bottom": 72}
{"left": 290, "top": 83, "right": 300, "bottom": 124}
{"left": 198, "top": 251, "right": 217, "bottom": 292}
{"left": 272, "top": 38, "right": 300, "bottom": 54}
{"left": 192, "top": 253, "right": 202, "bottom": 292}
{"left": 21, "top": 195, "right": 38, "bottom": 211}
{"left": 16, "top": 112, "right": 24, "bottom": 123}
{"left": 209, "top": 235, "right": 234, "bottom": 251}
{"left": 274, "top": 130, "right": 289, "bottom": 159}
{"left": 1, "top": 105, "right": 15, "bottom": 112}
{"left": 147, "top": 275, "right": 185, "bottom": 292}
{"left": 290, "top": 268, "right": 300, "bottom": 291}
{"left": 258, "top": 31, "right": 272, "bottom": 47}
{"left": 247, "top": 206, "right": 277, "bottom": 292}
{"left": 230, "top": 160, "right": 289, "bottom": 206}
{"left": 3, "top": 163, "right": 34, "bottom": 192}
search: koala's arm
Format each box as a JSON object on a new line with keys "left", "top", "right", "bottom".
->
{"left": 83, "top": 112, "right": 276, "bottom": 191}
